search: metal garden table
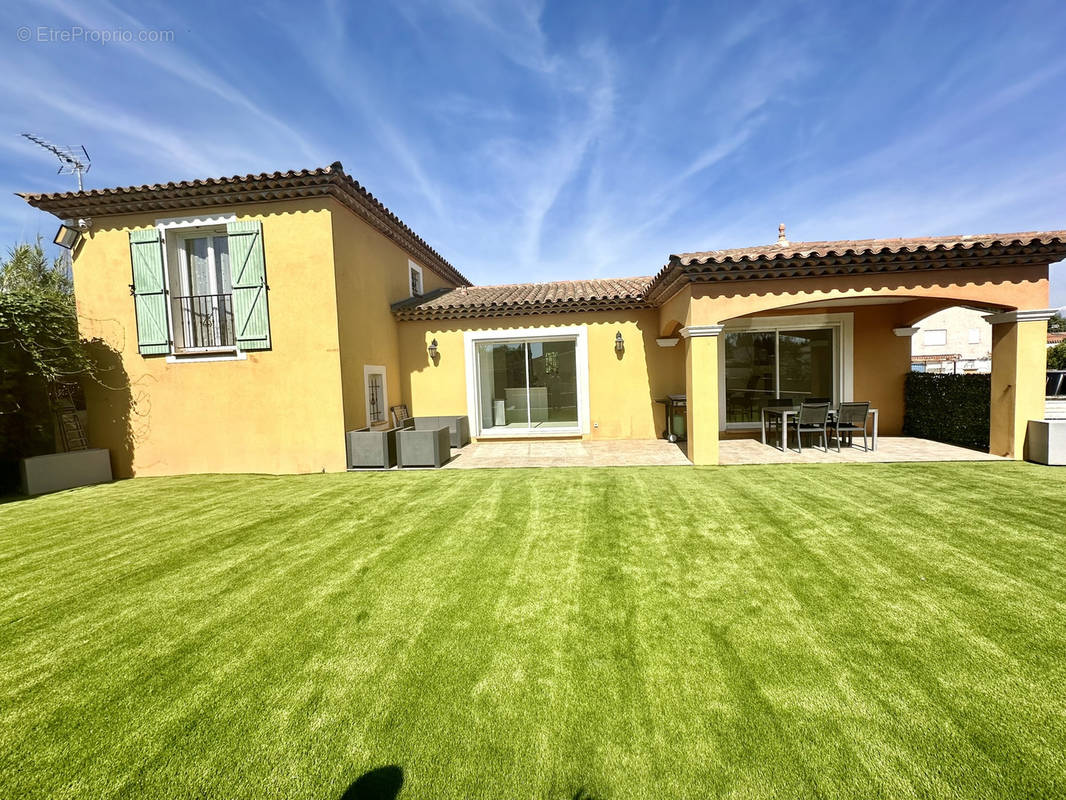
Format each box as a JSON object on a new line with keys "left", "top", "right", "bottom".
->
{"left": 760, "top": 405, "right": 879, "bottom": 452}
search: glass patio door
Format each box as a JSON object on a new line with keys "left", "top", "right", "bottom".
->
{"left": 724, "top": 326, "right": 836, "bottom": 426}
{"left": 778, "top": 328, "right": 834, "bottom": 403}
{"left": 724, "top": 331, "right": 776, "bottom": 424}
{"left": 475, "top": 338, "right": 579, "bottom": 433}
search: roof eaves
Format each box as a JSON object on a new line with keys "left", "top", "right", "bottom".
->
{"left": 389, "top": 286, "right": 454, "bottom": 313}
{"left": 21, "top": 162, "right": 473, "bottom": 287}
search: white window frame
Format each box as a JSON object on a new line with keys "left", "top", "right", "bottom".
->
{"left": 155, "top": 214, "right": 241, "bottom": 360}
{"left": 173, "top": 230, "right": 228, "bottom": 298}
{"left": 967, "top": 327, "right": 981, "bottom": 344}
{"left": 717, "top": 312, "right": 854, "bottom": 430}
{"left": 408, "top": 260, "right": 424, "bottom": 297}
{"left": 463, "top": 325, "right": 591, "bottom": 437}
{"left": 923, "top": 329, "right": 948, "bottom": 347}
{"left": 363, "top": 365, "right": 389, "bottom": 428}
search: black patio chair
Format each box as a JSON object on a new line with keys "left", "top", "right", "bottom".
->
{"left": 829, "top": 401, "right": 871, "bottom": 452}
{"left": 788, "top": 400, "right": 830, "bottom": 453}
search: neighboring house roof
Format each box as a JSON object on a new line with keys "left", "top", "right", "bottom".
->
{"left": 19, "top": 162, "right": 471, "bottom": 287}
{"left": 912, "top": 353, "right": 963, "bottom": 362}
{"left": 643, "top": 230, "right": 1066, "bottom": 304}
{"left": 392, "top": 277, "right": 652, "bottom": 320}
{"left": 1049, "top": 332, "right": 1066, "bottom": 344}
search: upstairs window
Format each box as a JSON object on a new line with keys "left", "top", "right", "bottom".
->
{"left": 409, "top": 260, "right": 424, "bottom": 297}
{"left": 128, "top": 216, "right": 271, "bottom": 358}
{"left": 172, "top": 231, "right": 234, "bottom": 351}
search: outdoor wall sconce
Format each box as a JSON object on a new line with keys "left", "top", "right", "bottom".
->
{"left": 428, "top": 338, "right": 439, "bottom": 360}
{"left": 614, "top": 331, "right": 625, "bottom": 353}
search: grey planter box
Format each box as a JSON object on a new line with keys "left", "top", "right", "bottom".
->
{"left": 345, "top": 427, "right": 399, "bottom": 469}
{"left": 397, "top": 426, "right": 452, "bottom": 468}
{"left": 20, "top": 448, "right": 112, "bottom": 496}
{"left": 1025, "top": 420, "right": 1066, "bottom": 466}
{"left": 411, "top": 415, "right": 470, "bottom": 448}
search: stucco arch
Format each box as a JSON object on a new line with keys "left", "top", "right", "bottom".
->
{"left": 714, "top": 294, "right": 1014, "bottom": 328}
{"left": 685, "top": 263, "right": 1048, "bottom": 326}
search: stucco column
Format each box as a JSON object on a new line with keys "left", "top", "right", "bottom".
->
{"left": 681, "top": 325, "right": 723, "bottom": 466}
{"left": 986, "top": 309, "right": 1054, "bottom": 459}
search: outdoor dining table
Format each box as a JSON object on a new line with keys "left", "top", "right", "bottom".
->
{"left": 760, "top": 405, "right": 878, "bottom": 452}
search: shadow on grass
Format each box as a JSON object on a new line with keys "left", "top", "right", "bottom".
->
{"left": 339, "top": 765, "right": 403, "bottom": 799}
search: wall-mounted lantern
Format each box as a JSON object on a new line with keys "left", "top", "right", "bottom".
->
{"left": 614, "top": 331, "right": 625, "bottom": 353}
{"left": 428, "top": 338, "right": 439, "bottom": 360}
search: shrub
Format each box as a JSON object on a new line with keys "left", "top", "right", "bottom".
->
{"left": 1047, "top": 342, "right": 1066, "bottom": 370}
{"left": 903, "top": 372, "right": 990, "bottom": 452}
{"left": 0, "top": 242, "right": 95, "bottom": 490}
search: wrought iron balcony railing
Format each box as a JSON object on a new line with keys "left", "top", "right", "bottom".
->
{"left": 173, "top": 294, "right": 235, "bottom": 351}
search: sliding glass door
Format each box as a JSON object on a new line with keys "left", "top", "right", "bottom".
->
{"left": 724, "top": 325, "right": 837, "bottom": 425}
{"left": 724, "top": 331, "right": 777, "bottom": 425}
{"left": 778, "top": 328, "right": 834, "bottom": 402}
{"left": 476, "top": 338, "right": 579, "bottom": 433}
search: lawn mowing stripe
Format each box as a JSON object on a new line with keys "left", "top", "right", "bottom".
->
{"left": 1, "top": 464, "right": 1064, "bottom": 799}
{"left": 346, "top": 470, "right": 543, "bottom": 796}
{"left": 732, "top": 465, "right": 1063, "bottom": 798}
{"left": 3, "top": 472, "right": 487, "bottom": 798}
{"left": 110, "top": 473, "right": 488, "bottom": 797}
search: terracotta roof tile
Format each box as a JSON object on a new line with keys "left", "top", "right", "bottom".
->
{"left": 20, "top": 162, "right": 471, "bottom": 286}
{"left": 674, "top": 231, "right": 1066, "bottom": 265}
{"left": 22, "top": 162, "right": 1065, "bottom": 316}
{"left": 911, "top": 354, "right": 963, "bottom": 362}
{"left": 392, "top": 277, "right": 653, "bottom": 320}
{"left": 644, "top": 230, "right": 1066, "bottom": 302}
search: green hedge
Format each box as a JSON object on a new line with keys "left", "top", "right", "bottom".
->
{"left": 903, "top": 372, "right": 990, "bottom": 452}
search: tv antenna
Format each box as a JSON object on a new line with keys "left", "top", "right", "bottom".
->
{"left": 21, "top": 133, "right": 91, "bottom": 191}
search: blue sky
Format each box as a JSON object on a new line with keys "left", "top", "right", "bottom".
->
{"left": 2, "top": 0, "right": 1064, "bottom": 303}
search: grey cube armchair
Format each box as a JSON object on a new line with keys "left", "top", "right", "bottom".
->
{"left": 346, "top": 426, "right": 399, "bottom": 469}
{"left": 411, "top": 415, "right": 470, "bottom": 448}
{"left": 397, "top": 425, "right": 452, "bottom": 468}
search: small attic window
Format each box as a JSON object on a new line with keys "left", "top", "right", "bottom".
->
{"left": 409, "top": 260, "right": 424, "bottom": 297}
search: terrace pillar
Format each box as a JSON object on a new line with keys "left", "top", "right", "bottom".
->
{"left": 681, "top": 325, "right": 723, "bottom": 466}
{"left": 986, "top": 309, "right": 1054, "bottom": 459}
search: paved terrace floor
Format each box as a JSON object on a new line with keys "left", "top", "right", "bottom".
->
{"left": 442, "top": 437, "right": 1002, "bottom": 469}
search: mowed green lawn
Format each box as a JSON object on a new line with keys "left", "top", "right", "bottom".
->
{"left": 2, "top": 463, "right": 1065, "bottom": 800}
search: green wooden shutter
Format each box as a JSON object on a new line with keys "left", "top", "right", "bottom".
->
{"left": 128, "top": 229, "right": 171, "bottom": 355}
{"left": 227, "top": 220, "right": 271, "bottom": 351}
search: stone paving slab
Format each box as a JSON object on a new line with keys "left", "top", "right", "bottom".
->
{"left": 718, "top": 437, "right": 1003, "bottom": 465}
{"left": 442, "top": 439, "right": 692, "bottom": 469}
{"left": 438, "top": 437, "right": 1003, "bottom": 469}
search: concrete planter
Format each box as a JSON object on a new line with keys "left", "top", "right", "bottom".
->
{"left": 1025, "top": 420, "right": 1066, "bottom": 466}
{"left": 20, "top": 449, "right": 113, "bottom": 495}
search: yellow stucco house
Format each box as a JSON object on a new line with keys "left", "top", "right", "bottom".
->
{"left": 22, "top": 163, "right": 1066, "bottom": 475}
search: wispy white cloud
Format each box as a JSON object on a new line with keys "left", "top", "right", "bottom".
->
{"left": 34, "top": 0, "right": 326, "bottom": 167}
{"left": 439, "top": 0, "right": 559, "bottom": 73}
{"left": 0, "top": 0, "right": 1062, "bottom": 302}
{"left": 268, "top": 1, "right": 449, "bottom": 219}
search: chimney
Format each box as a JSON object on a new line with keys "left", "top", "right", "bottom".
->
{"left": 777, "top": 223, "right": 788, "bottom": 245}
